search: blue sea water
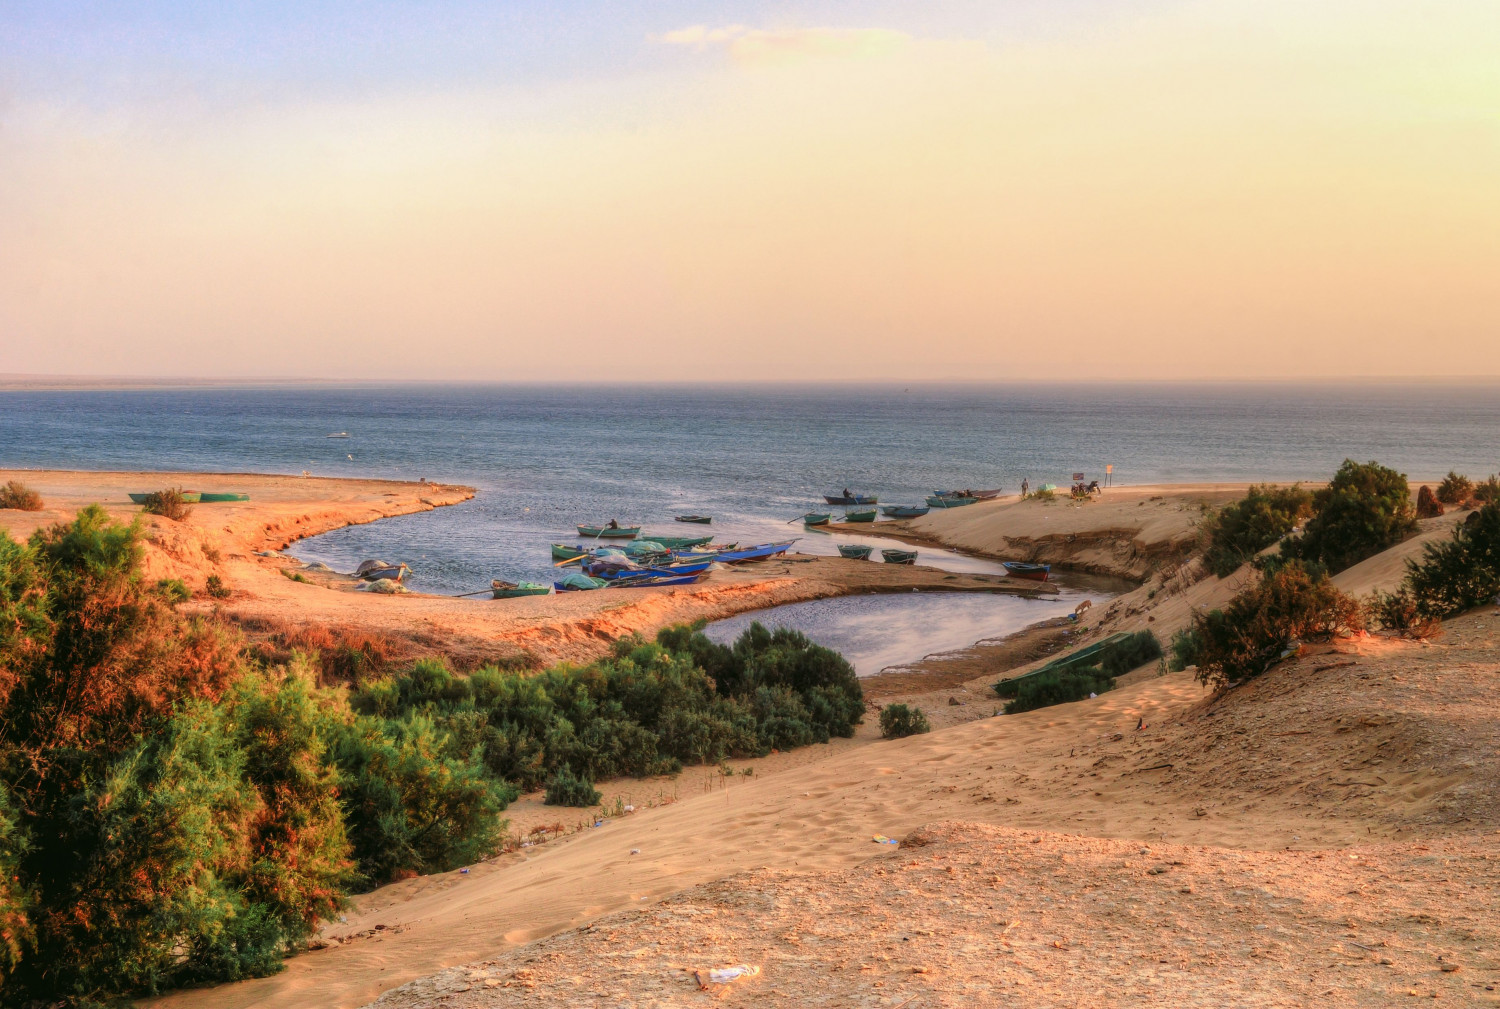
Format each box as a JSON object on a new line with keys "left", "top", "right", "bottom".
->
{"left": 2, "top": 382, "right": 1497, "bottom": 600}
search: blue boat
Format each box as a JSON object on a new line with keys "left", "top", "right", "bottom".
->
{"left": 608, "top": 571, "right": 708, "bottom": 588}
{"left": 1002, "top": 561, "right": 1051, "bottom": 582}
{"left": 880, "top": 505, "right": 930, "bottom": 518}
{"left": 701, "top": 541, "right": 796, "bottom": 564}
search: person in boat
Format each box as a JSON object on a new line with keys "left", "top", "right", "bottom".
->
{"left": 606, "top": 519, "right": 619, "bottom": 529}
{"left": 843, "top": 487, "right": 851, "bottom": 499}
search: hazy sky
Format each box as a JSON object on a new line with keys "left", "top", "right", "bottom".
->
{"left": 2, "top": 1, "right": 1496, "bottom": 381}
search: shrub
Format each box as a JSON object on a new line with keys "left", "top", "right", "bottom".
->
{"left": 1436, "top": 471, "right": 1473, "bottom": 506}
{"left": 1396, "top": 501, "right": 1500, "bottom": 620}
{"left": 1203, "top": 484, "right": 1313, "bottom": 577}
{"left": 1003, "top": 669, "right": 1114, "bottom": 714}
{"left": 1367, "top": 588, "right": 1440, "bottom": 639}
{"left": 1416, "top": 485, "right": 1444, "bottom": 519}
{"left": 1186, "top": 561, "right": 1364, "bottom": 688}
{"left": 1474, "top": 475, "right": 1500, "bottom": 504}
{"left": 544, "top": 767, "right": 602, "bottom": 807}
{"left": 205, "top": 573, "right": 232, "bottom": 598}
{"left": 141, "top": 488, "right": 194, "bottom": 521}
{"left": 878, "top": 703, "right": 931, "bottom": 738}
{"left": 1031, "top": 488, "right": 1056, "bottom": 502}
{"left": 0, "top": 481, "right": 42, "bottom": 512}
{"left": 1281, "top": 460, "right": 1416, "bottom": 574}
{"left": 1098, "top": 630, "right": 1163, "bottom": 677}
{"left": 1167, "top": 627, "right": 1201, "bottom": 672}
{"left": 155, "top": 577, "right": 191, "bottom": 603}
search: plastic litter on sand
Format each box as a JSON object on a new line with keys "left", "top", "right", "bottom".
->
{"left": 693, "top": 965, "right": 761, "bottom": 989}
{"left": 872, "top": 834, "right": 899, "bottom": 845}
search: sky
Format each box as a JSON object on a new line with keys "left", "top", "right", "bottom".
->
{"left": 1, "top": 1, "right": 1497, "bottom": 382}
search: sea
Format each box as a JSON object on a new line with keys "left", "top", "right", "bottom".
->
{"left": 3, "top": 382, "right": 1496, "bottom": 673}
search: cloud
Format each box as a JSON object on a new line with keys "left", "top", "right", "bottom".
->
{"left": 654, "top": 25, "right": 912, "bottom": 66}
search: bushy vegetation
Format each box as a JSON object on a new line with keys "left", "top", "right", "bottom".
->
{"left": 993, "top": 631, "right": 1159, "bottom": 714}
{"left": 0, "top": 481, "right": 42, "bottom": 511}
{"left": 205, "top": 573, "right": 232, "bottom": 598}
{"left": 1280, "top": 460, "right": 1416, "bottom": 574}
{"left": 1475, "top": 475, "right": 1500, "bottom": 504}
{"left": 1366, "top": 587, "right": 1440, "bottom": 640}
{"left": 878, "top": 703, "right": 930, "bottom": 738}
{"left": 1174, "top": 561, "right": 1364, "bottom": 688}
{"left": 1203, "top": 484, "right": 1313, "bottom": 577}
{"left": 1000, "top": 668, "right": 1115, "bottom": 714}
{"left": 0, "top": 511, "right": 863, "bottom": 1005}
{"left": 1436, "top": 471, "right": 1473, "bottom": 506}
{"left": 1098, "top": 630, "right": 1163, "bottom": 676}
{"left": 1387, "top": 502, "right": 1500, "bottom": 622}
{"left": 544, "top": 767, "right": 602, "bottom": 807}
{"left": 1415, "top": 485, "right": 1443, "bottom": 518}
{"left": 141, "top": 487, "right": 194, "bottom": 521}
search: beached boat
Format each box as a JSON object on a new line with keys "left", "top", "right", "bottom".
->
{"left": 551, "top": 543, "right": 589, "bottom": 561}
{"left": 1002, "top": 561, "right": 1051, "bottom": 582}
{"left": 555, "top": 572, "right": 608, "bottom": 591}
{"left": 607, "top": 571, "right": 708, "bottom": 588}
{"left": 708, "top": 541, "right": 796, "bottom": 564}
{"left": 925, "top": 495, "right": 977, "bottom": 508}
{"left": 129, "top": 491, "right": 202, "bottom": 504}
{"left": 491, "top": 580, "right": 552, "bottom": 599}
{"left": 577, "top": 524, "right": 640, "bottom": 539}
{"left": 880, "top": 505, "right": 930, "bottom": 519}
{"left": 675, "top": 515, "right": 712, "bottom": 524}
{"left": 881, "top": 548, "right": 918, "bottom": 565}
{"left": 837, "top": 544, "right": 874, "bottom": 560}
{"left": 802, "top": 513, "right": 831, "bottom": 526}
{"left": 640, "top": 534, "right": 714, "bottom": 549}
{"left": 933, "top": 488, "right": 1002, "bottom": 500}
{"left": 356, "top": 560, "right": 410, "bottom": 582}
{"left": 842, "top": 508, "right": 877, "bottom": 523}
{"left": 198, "top": 492, "right": 250, "bottom": 503}
{"left": 824, "top": 493, "right": 878, "bottom": 506}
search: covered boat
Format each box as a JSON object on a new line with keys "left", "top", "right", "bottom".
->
{"left": 881, "top": 548, "right": 918, "bottom": 565}
{"left": 1002, "top": 561, "right": 1051, "bottom": 582}
{"left": 880, "top": 505, "right": 930, "bottom": 518}
{"left": 555, "top": 572, "right": 609, "bottom": 591}
{"left": 491, "top": 580, "right": 552, "bottom": 598}
{"left": 842, "top": 508, "right": 877, "bottom": 523}
{"left": 837, "top": 544, "right": 874, "bottom": 560}
{"left": 640, "top": 534, "right": 714, "bottom": 549}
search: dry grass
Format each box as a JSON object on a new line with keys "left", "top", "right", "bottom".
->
{"left": 0, "top": 480, "right": 43, "bottom": 511}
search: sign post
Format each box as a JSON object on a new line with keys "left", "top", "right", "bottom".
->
{"left": 1106, "top": 464, "right": 1114, "bottom": 487}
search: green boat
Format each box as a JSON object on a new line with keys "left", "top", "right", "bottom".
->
{"left": 578, "top": 524, "right": 640, "bottom": 539}
{"left": 199, "top": 492, "right": 250, "bottom": 503}
{"left": 129, "top": 491, "right": 202, "bottom": 504}
{"left": 491, "top": 580, "right": 552, "bottom": 599}
{"left": 803, "top": 513, "right": 831, "bottom": 526}
{"left": 925, "top": 495, "right": 978, "bottom": 508}
{"left": 837, "top": 544, "right": 874, "bottom": 560}
{"left": 843, "top": 508, "right": 877, "bottom": 523}
{"left": 881, "top": 548, "right": 918, "bottom": 564}
{"left": 641, "top": 535, "right": 714, "bottom": 549}
{"left": 675, "top": 515, "right": 712, "bottom": 524}
{"left": 551, "top": 544, "right": 590, "bottom": 561}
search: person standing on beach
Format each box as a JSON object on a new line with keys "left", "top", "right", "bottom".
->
{"left": 1021, "top": 478, "right": 1029, "bottom": 498}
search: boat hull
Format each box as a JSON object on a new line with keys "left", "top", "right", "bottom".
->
{"left": 674, "top": 515, "right": 712, "bottom": 524}
{"left": 842, "top": 509, "right": 877, "bottom": 523}
{"left": 837, "top": 544, "right": 874, "bottom": 560}
{"left": 198, "top": 492, "right": 250, "bottom": 503}
{"left": 824, "top": 494, "right": 878, "bottom": 506}
{"left": 577, "top": 525, "right": 640, "bottom": 539}
{"left": 491, "top": 581, "right": 552, "bottom": 599}
{"left": 881, "top": 505, "right": 930, "bottom": 518}
{"left": 803, "top": 513, "right": 831, "bottom": 526}
{"left": 881, "top": 549, "right": 918, "bottom": 565}
{"left": 710, "top": 541, "right": 796, "bottom": 563}
{"left": 925, "top": 496, "right": 977, "bottom": 508}
{"left": 1002, "top": 561, "right": 1051, "bottom": 582}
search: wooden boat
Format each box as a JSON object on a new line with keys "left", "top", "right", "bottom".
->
{"left": 710, "top": 541, "right": 796, "bottom": 564}
{"left": 802, "top": 513, "right": 831, "bottom": 526}
{"left": 641, "top": 535, "right": 714, "bottom": 549}
{"left": 925, "top": 495, "right": 977, "bottom": 508}
{"left": 198, "top": 492, "right": 250, "bottom": 503}
{"left": 326, "top": 432, "right": 350, "bottom": 439}
{"left": 933, "top": 488, "right": 1002, "bottom": 501}
{"left": 551, "top": 543, "right": 589, "bottom": 561}
{"left": 824, "top": 493, "right": 878, "bottom": 506}
{"left": 608, "top": 571, "right": 708, "bottom": 588}
{"left": 880, "top": 505, "right": 930, "bottom": 518}
{"left": 577, "top": 524, "right": 640, "bottom": 539}
{"left": 356, "top": 560, "right": 410, "bottom": 582}
{"left": 842, "top": 508, "right": 877, "bottom": 523}
{"left": 1002, "top": 561, "right": 1051, "bottom": 582}
{"left": 555, "top": 572, "right": 608, "bottom": 591}
{"left": 491, "top": 580, "right": 552, "bottom": 599}
{"left": 129, "top": 491, "right": 202, "bottom": 504}
{"left": 675, "top": 515, "right": 712, "bottom": 524}
{"left": 837, "top": 544, "right": 874, "bottom": 560}
{"left": 881, "top": 549, "right": 918, "bottom": 565}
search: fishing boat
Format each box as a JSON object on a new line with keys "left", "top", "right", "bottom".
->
{"left": 881, "top": 549, "right": 918, "bottom": 565}
{"left": 356, "top": 560, "right": 410, "bottom": 582}
{"left": 707, "top": 541, "right": 796, "bottom": 564}
{"left": 1002, "top": 561, "right": 1051, "bottom": 582}
{"left": 842, "top": 508, "right": 877, "bottom": 523}
{"left": 925, "top": 495, "right": 978, "bottom": 508}
{"left": 551, "top": 543, "right": 590, "bottom": 562}
{"left": 802, "top": 513, "right": 831, "bottom": 526}
{"left": 128, "top": 491, "right": 202, "bottom": 504}
{"left": 198, "top": 492, "right": 250, "bottom": 503}
{"left": 675, "top": 515, "right": 712, "bottom": 524}
{"left": 326, "top": 432, "right": 350, "bottom": 439}
{"left": 824, "top": 493, "right": 878, "bottom": 506}
{"left": 880, "top": 505, "right": 930, "bottom": 519}
{"left": 577, "top": 524, "right": 640, "bottom": 539}
{"left": 640, "top": 534, "right": 714, "bottom": 549}
{"left": 555, "top": 572, "right": 609, "bottom": 591}
{"left": 837, "top": 544, "right": 874, "bottom": 560}
{"left": 608, "top": 571, "right": 708, "bottom": 588}
{"left": 491, "top": 580, "right": 552, "bottom": 599}
{"left": 933, "top": 488, "right": 1002, "bottom": 500}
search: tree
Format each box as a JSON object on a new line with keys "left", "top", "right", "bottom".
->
{"left": 1283, "top": 460, "right": 1416, "bottom": 574}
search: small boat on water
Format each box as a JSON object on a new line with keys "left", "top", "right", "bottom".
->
{"left": 577, "top": 524, "right": 640, "bottom": 539}
{"left": 802, "top": 513, "right": 832, "bottom": 526}
{"left": 881, "top": 548, "right": 918, "bottom": 565}
{"left": 129, "top": 491, "right": 202, "bottom": 504}
{"left": 842, "top": 508, "right": 877, "bottom": 523}
{"left": 491, "top": 580, "right": 552, "bottom": 598}
{"left": 198, "top": 492, "right": 250, "bottom": 503}
{"left": 1002, "top": 561, "right": 1051, "bottom": 582}
{"left": 881, "top": 505, "right": 930, "bottom": 519}
{"left": 641, "top": 534, "right": 714, "bottom": 549}
{"left": 675, "top": 515, "right": 712, "bottom": 524}
{"left": 356, "top": 560, "right": 410, "bottom": 582}
{"left": 326, "top": 432, "right": 350, "bottom": 439}
{"left": 824, "top": 493, "right": 878, "bottom": 506}
{"left": 925, "top": 495, "right": 978, "bottom": 509}
{"left": 837, "top": 544, "right": 874, "bottom": 560}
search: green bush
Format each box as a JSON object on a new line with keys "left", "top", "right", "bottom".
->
{"left": 155, "top": 577, "right": 191, "bottom": 603}
{"left": 1281, "top": 460, "right": 1416, "bottom": 574}
{"left": 1396, "top": 502, "right": 1500, "bottom": 621}
{"left": 1203, "top": 484, "right": 1313, "bottom": 577}
{"left": 1474, "top": 475, "right": 1500, "bottom": 504}
{"left": 878, "top": 703, "right": 931, "bottom": 738}
{"left": 1436, "top": 471, "right": 1473, "bottom": 505}
{"left": 141, "top": 488, "right": 194, "bottom": 521}
{"left": 1366, "top": 587, "right": 1440, "bottom": 639}
{"left": 543, "top": 767, "right": 602, "bottom": 807}
{"left": 1184, "top": 561, "right": 1364, "bottom": 688}
{"left": 205, "top": 573, "right": 232, "bottom": 598}
{"left": 0, "top": 481, "right": 42, "bottom": 512}
{"left": 1167, "top": 627, "right": 1201, "bottom": 672}
{"left": 1098, "top": 630, "right": 1163, "bottom": 676}
{"left": 1003, "top": 669, "right": 1114, "bottom": 714}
